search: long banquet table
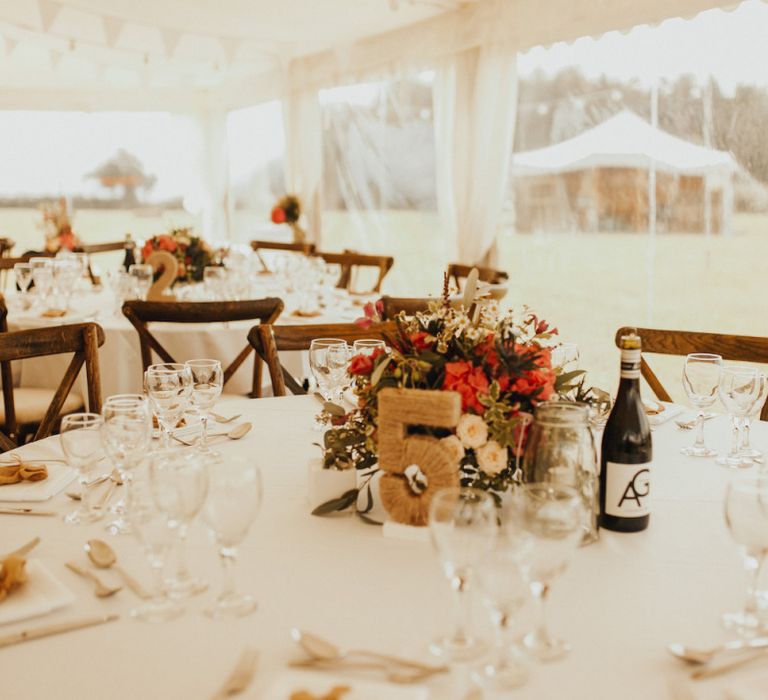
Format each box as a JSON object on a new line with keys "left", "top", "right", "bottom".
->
{"left": 2, "top": 395, "right": 768, "bottom": 699}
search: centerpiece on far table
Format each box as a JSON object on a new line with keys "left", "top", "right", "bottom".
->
{"left": 141, "top": 228, "right": 220, "bottom": 284}
{"left": 41, "top": 197, "right": 80, "bottom": 254}
{"left": 270, "top": 194, "right": 307, "bottom": 245}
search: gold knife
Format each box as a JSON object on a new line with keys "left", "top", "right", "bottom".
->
{"left": 0, "top": 614, "right": 119, "bottom": 648}
{"left": 0, "top": 508, "right": 56, "bottom": 516}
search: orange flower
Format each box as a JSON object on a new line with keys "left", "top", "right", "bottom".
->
{"left": 410, "top": 331, "right": 435, "bottom": 351}
{"left": 443, "top": 361, "right": 489, "bottom": 414}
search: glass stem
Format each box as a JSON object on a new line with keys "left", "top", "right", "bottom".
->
{"left": 694, "top": 410, "right": 706, "bottom": 449}
{"left": 450, "top": 572, "right": 471, "bottom": 645}
{"left": 218, "top": 547, "right": 238, "bottom": 601}
{"left": 175, "top": 524, "right": 190, "bottom": 580}
{"left": 741, "top": 417, "right": 751, "bottom": 452}
{"left": 494, "top": 614, "right": 515, "bottom": 671}
{"left": 531, "top": 581, "right": 551, "bottom": 645}
{"left": 199, "top": 414, "right": 209, "bottom": 450}
{"left": 729, "top": 415, "right": 740, "bottom": 457}
{"left": 79, "top": 473, "right": 95, "bottom": 517}
{"left": 150, "top": 560, "right": 166, "bottom": 603}
{"left": 743, "top": 551, "right": 766, "bottom": 620}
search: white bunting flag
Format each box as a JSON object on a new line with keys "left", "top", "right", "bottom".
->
{"left": 160, "top": 28, "right": 181, "bottom": 58}
{"left": 102, "top": 16, "right": 123, "bottom": 47}
{"left": 38, "top": 0, "right": 62, "bottom": 32}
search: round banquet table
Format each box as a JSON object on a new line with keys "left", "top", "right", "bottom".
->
{"left": 1, "top": 396, "right": 767, "bottom": 700}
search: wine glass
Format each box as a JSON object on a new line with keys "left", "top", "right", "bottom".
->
{"left": 203, "top": 266, "right": 227, "bottom": 300}
{"left": 472, "top": 530, "right": 533, "bottom": 691}
{"left": 352, "top": 339, "right": 387, "bottom": 356}
{"left": 723, "top": 474, "right": 768, "bottom": 636}
{"left": 101, "top": 394, "right": 152, "bottom": 535}
{"left": 309, "top": 338, "right": 348, "bottom": 402}
{"left": 144, "top": 364, "right": 193, "bottom": 447}
{"left": 30, "top": 262, "right": 53, "bottom": 311}
{"left": 14, "top": 263, "right": 32, "bottom": 309}
{"left": 128, "top": 479, "right": 183, "bottom": 623}
{"left": 129, "top": 263, "right": 154, "bottom": 301}
{"left": 150, "top": 449, "right": 209, "bottom": 597}
{"left": 740, "top": 373, "right": 766, "bottom": 462}
{"left": 717, "top": 366, "right": 761, "bottom": 469}
{"left": 202, "top": 455, "right": 262, "bottom": 618}
{"left": 428, "top": 487, "right": 498, "bottom": 661}
{"left": 184, "top": 359, "right": 224, "bottom": 451}
{"left": 510, "top": 483, "right": 584, "bottom": 661}
{"left": 681, "top": 353, "right": 723, "bottom": 457}
{"left": 60, "top": 413, "right": 105, "bottom": 525}
{"left": 52, "top": 258, "right": 80, "bottom": 309}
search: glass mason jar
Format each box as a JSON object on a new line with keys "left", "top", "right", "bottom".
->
{"left": 520, "top": 401, "right": 599, "bottom": 545}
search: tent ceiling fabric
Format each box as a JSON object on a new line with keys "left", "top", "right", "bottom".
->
{"left": 0, "top": 0, "right": 742, "bottom": 110}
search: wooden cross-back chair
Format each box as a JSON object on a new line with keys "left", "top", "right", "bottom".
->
{"left": 315, "top": 251, "right": 394, "bottom": 293}
{"left": 248, "top": 321, "right": 398, "bottom": 397}
{"left": 615, "top": 326, "right": 768, "bottom": 421}
{"left": 0, "top": 299, "right": 104, "bottom": 450}
{"left": 447, "top": 263, "right": 508, "bottom": 291}
{"left": 379, "top": 296, "right": 434, "bottom": 320}
{"left": 80, "top": 240, "right": 128, "bottom": 285}
{"left": 250, "top": 240, "right": 316, "bottom": 256}
{"left": 123, "top": 299, "right": 284, "bottom": 398}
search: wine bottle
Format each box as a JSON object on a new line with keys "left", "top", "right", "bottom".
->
{"left": 599, "top": 331, "right": 652, "bottom": 532}
{"left": 122, "top": 233, "right": 136, "bottom": 272}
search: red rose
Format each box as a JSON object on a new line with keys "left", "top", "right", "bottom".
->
{"left": 349, "top": 353, "right": 374, "bottom": 376}
{"left": 271, "top": 206, "right": 286, "bottom": 224}
{"left": 410, "top": 331, "right": 435, "bottom": 351}
{"left": 509, "top": 367, "right": 556, "bottom": 402}
{"left": 443, "top": 361, "right": 490, "bottom": 414}
{"left": 157, "top": 236, "right": 178, "bottom": 253}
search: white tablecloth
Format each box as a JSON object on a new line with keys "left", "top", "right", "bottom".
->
{"left": 1, "top": 397, "right": 766, "bottom": 700}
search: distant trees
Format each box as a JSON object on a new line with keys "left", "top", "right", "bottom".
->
{"left": 86, "top": 149, "right": 157, "bottom": 206}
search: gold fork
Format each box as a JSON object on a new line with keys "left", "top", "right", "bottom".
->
{"left": 211, "top": 648, "right": 259, "bottom": 699}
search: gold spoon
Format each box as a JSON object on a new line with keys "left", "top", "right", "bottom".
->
{"left": 209, "top": 412, "right": 242, "bottom": 424}
{"left": 84, "top": 539, "right": 151, "bottom": 600}
{"left": 65, "top": 561, "right": 122, "bottom": 598}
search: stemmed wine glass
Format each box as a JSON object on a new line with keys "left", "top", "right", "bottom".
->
{"left": 352, "top": 339, "right": 387, "bottom": 356}
{"left": 30, "top": 258, "right": 53, "bottom": 311}
{"left": 723, "top": 474, "right": 768, "bottom": 635}
{"left": 185, "top": 359, "right": 224, "bottom": 451}
{"left": 128, "top": 478, "right": 183, "bottom": 623}
{"left": 101, "top": 394, "right": 152, "bottom": 535}
{"left": 740, "top": 373, "right": 767, "bottom": 462}
{"left": 129, "top": 263, "right": 154, "bottom": 301}
{"left": 510, "top": 483, "right": 584, "bottom": 661}
{"left": 14, "top": 263, "right": 33, "bottom": 310}
{"left": 717, "top": 366, "right": 761, "bottom": 469}
{"left": 681, "top": 353, "right": 723, "bottom": 457}
{"left": 428, "top": 487, "right": 498, "bottom": 661}
{"left": 309, "top": 339, "right": 350, "bottom": 403}
{"left": 202, "top": 455, "right": 262, "bottom": 618}
{"left": 144, "top": 363, "right": 193, "bottom": 447}
{"left": 60, "top": 413, "right": 105, "bottom": 524}
{"left": 150, "top": 448, "right": 209, "bottom": 597}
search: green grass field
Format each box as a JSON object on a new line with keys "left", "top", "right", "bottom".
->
{"left": 4, "top": 206, "right": 765, "bottom": 394}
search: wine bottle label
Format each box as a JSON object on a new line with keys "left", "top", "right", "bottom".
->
{"left": 620, "top": 348, "right": 641, "bottom": 379}
{"left": 604, "top": 461, "right": 650, "bottom": 518}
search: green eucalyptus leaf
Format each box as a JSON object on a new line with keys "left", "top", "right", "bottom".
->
{"left": 311, "top": 489, "right": 359, "bottom": 516}
{"left": 555, "top": 369, "right": 586, "bottom": 389}
{"left": 323, "top": 401, "right": 346, "bottom": 417}
{"left": 370, "top": 356, "right": 389, "bottom": 387}
{"left": 356, "top": 512, "right": 383, "bottom": 526}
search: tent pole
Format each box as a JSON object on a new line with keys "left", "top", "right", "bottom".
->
{"left": 646, "top": 83, "right": 658, "bottom": 326}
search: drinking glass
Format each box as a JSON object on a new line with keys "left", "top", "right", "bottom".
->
{"left": 740, "top": 373, "right": 766, "bottom": 462}
{"left": 129, "top": 263, "right": 154, "bottom": 301}
{"left": 60, "top": 413, "right": 105, "bottom": 524}
{"left": 510, "top": 483, "right": 583, "bottom": 661}
{"left": 428, "top": 487, "right": 498, "bottom": 661}
{"left": 202, "top": 455, "right": 262, "bottom": 618}
{"left": 52, "top": 259, "right": 80, "bottom": 308}
{"left": 144, "top": 364, "right": 193, "bottom": 447}
{"left": 472, "top": 532, "right": 532, "bottom": 690}
{"left": 551, "top": 343, "right": 580, "bottom": 373}
{"left": 723, "top": 475, "right": 768, "bottom": 635}
{"left": 128, "top": 479, "right": 183, "bottom": 623}
{"left": 681, "top": 353, "right": 723, "bottom": 457}
{"left": 14, "top": 263, "right": 32, "bottom": 309}
{"left": 101, "top": 394, "right": 152, "bottom": 535}
{"left": 309, "top": 338, "right": 349, "bottom": 402}
{"left": 352, "top": 339, "right": 387, "bottom": 356}
{"left": 717, "top": 366, "right": 761, "bottom": 469}
{"left": 30, "top": 264, "right": 53, "bottom": 310}
{"left": 203, "top": 266, "right": 227, "bottom": 300}
{"left": 184, "top": 359, "right": 224, "bottom": 451}
{"left": 150, "top": 449, "right": 209, "bottom": 597}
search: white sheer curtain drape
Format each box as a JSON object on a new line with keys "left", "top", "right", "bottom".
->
{"left": 190, "top": 108, "right": 230, "bottom": 241}
{"left": 434, "top": 43, "right": 517, "bottom": 265}
{"left": 282, "top": 88, "right": 323, "bottom": 245}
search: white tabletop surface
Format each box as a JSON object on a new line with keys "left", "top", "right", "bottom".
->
{"left": 1, "top": 395, "right": 767, "bottom": 700}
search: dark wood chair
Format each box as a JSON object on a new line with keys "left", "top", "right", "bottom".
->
{"left": 0, "top": 238, "right": 14, "bottom": 257}
{"left": 248, "top": 321, "right": 398, "bottom": 397}
{"left": 123, "top": 299, "right": 284, "bottom": 398}
{"left": 447, "top": 263, "right": 508, "bottom": 291}
{"left": 250, "top": 240, "right": 316, "bottom": 256}
{"left": 80, "top": 240, "right": 129, "bottom": 284}
{"left": 315, "top": 251, "right": 394, "bottom": 293}
{"left": 615, "top": 326, "right": 768, "bottom": 420}
{"left": 379, "top": 296, "right": 434, "bottom": 319}
{"left": 0, "top": 298, "right": 104, "bottom": 449}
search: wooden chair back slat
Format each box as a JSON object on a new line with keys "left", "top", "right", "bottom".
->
{"left": 447, "top": 263, "right": 508, "bottom": 291}
{"left": 123, "top": 299, "right": 284, "bottom": 398}
{"left": 248, "top": 321, "right": 398, "bottom": 397}
{"left": 315, "top": 251, "right": 394, "bottom": 293}
{"left": 615, "top": 326, "right": 768, "bottom": 420}
{"left": 379, "top": 296, "right": 434, "bottom": 319}
{"left": 80, "top": 241, "right": 125, "bottom": 254}
{"left": 250, "top": 240, "right": 316, "bottom": 255}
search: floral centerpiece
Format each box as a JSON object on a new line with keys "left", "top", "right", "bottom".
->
{"left": 270, "top": 194, "right": 307, "bottom": 244}
{"left": 140, "top": 228, "right": 219, "bottom": 283}
{"left": 41, "top": 197, "right": 80, "bottom": 254}
{"left": 315, "top": 276, "right": 584, "bottom": 518}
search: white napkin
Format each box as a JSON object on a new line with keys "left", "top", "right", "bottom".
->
{"left": 0, "top": 463, "right": 75, "bottom": 502}
{"left": 263, "top": 669, "right": 429, "bottom": 700}
{"left": 0, "top": 560, "right": 75, "bottom": 626}
{"left": 645, "top": 401, "right": 686, "bottom": 427}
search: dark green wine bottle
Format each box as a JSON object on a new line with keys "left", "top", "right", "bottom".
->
{"left": 599, "top": 331, "right": 652, "bottom": 532}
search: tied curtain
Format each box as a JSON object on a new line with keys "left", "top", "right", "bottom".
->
{"left": 282, "top": 88, "right": 323, "bottom": 245}
{"left": 434, "top": 42, "right": 518, "bottom": 266}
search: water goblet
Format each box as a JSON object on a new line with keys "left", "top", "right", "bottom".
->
{"left": 202, "top": 455, "right": 262, "bottom": 618}
{"left": 144, "top": 363, "right": 193, "bottom": 447}
{"left": 129, "top": 263, "right": 154, "bottom": 301}
{"left": 717, "top": 366, "right": 761, "bottom": 469}
{"left": 511, "top": 483, "right": 584, "bottom": 661}
{"left": 203, "top": 266, "right": 227, "bottom": 300}
{"left": 352, "top": 339, "right": 387, "bottom": 356}
{"left": 30, "top": 264, "right": 53, "bottom": 311}
{"left": 150, "top": 448, "right": 209, "bottom": 597}
{"left": 723, "top": 474, "right": 768, "bottom": 636}
{"left": 101, "top": 394, "right": 152, "bottom": 535}
{"left": 52, "top": 258, "right": 80, "bottom": 308}
{"left": 428, "top": 487, "right": 498, "bottom": 661}
{"left": 14, "top": 263, "right": 33, "bottom": 309}
{"left": 60, "top": 413, "right": 105, "bottom": 524}
{"left": 184, "top": 359, "right": 224, "bottom": 451}
{"left": 128, "top": 480, "right": 183, "bottom": 623}
{"left": 309, "top": 338, "right": 348, "bottom": 401}
{"left": 740, "top": 373, "right": 766, "bottom": 462}
{"left": 681, "top": 353, "right": 723, "bottom": 457}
